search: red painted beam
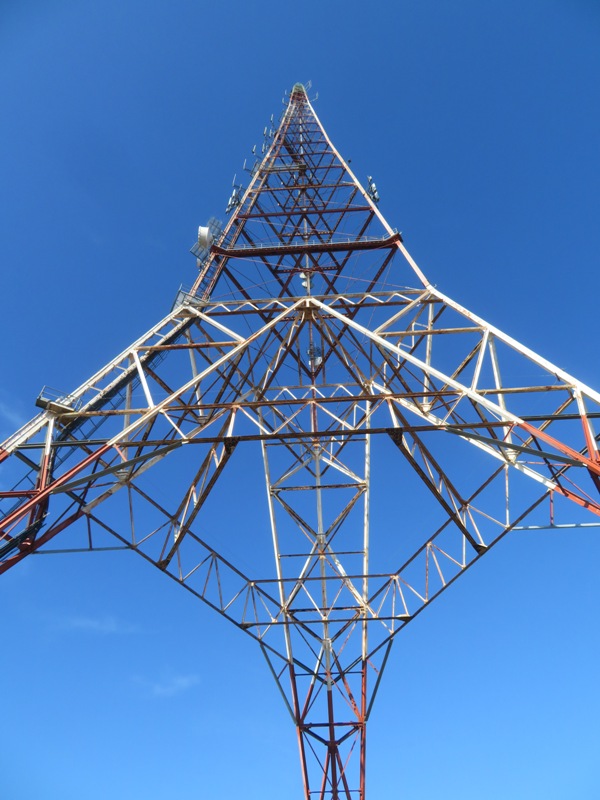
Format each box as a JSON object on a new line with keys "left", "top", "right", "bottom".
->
{"left": 212, "top": 232, "right": 401, "bottom": 259}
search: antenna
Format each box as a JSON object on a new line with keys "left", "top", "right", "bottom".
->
{"left": 226, "top": 174, "right": 244, "bottom": 213}
{"left": 367, "top": 175, "right": 380, "bottom": 204}
{"left": 191, "top": 216, "right": 223, "bottom": 268}
{"left": 299, "top": 271, "right": 311, "bottom": 294}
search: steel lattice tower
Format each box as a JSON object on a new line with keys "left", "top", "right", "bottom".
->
{"left": 2, "top": 83, "right": 600, "bottom": 799}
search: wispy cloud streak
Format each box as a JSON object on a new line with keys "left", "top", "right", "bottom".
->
{"left": 136, "top": 674, "right": 201, "bottom": 698}
{"left": 55, "top": 615, "right": 137, "bottom": 634}
{"left": 0, "top": 400, "right": 25, "bottom": 432}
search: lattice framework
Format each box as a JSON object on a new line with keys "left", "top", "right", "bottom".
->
{"left": 2, "top": 83, "right": 599, "bottom": 800}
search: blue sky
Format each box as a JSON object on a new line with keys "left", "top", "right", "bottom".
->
{"left": 1, "top": 1, "right": 600, "bottom": 798}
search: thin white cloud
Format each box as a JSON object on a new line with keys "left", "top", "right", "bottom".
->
{"left": 136, "top": 674, "right": 201, "bottom": 698}
{"left": 56, "top": 614, "right": 137, "bottom": 634}
{"left": 0, "top": 400, "right": 26, "bottom": 438}
{"left": 0, "top": 398, "right": 28, "bottom": 490}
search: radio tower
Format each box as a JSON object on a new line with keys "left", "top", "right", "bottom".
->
{"left": 2, "top": 83, "right": 600, "bottom": 799}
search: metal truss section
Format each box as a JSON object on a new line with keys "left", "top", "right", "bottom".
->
{"left": 2, "top": 83, "right": 599, "bottom": 800}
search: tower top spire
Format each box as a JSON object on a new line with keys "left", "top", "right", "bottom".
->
{"left": 191, "top": 81, "right": 420, "bottom": 301}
